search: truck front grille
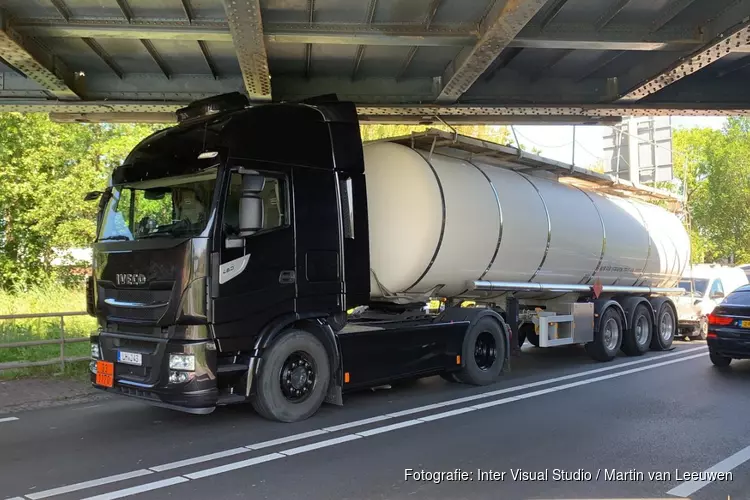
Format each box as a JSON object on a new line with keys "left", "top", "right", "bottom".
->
{"left": 98, "top": 283, "right": 174, "bottom": 324}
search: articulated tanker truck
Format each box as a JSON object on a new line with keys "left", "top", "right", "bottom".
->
{"left": 85, "top": 93, "right": 689, "bottom": 423}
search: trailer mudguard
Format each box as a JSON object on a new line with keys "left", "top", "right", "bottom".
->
{"left": 593, "top": 299, "right": 627, "bottom": 331}
{"left": 616, "top": 296, "right": 656, "bottom": 328}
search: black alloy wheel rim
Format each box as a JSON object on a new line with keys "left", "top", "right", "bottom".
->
{"left": 280, "top": 351, "right": 316, "bottom": 402}
{"left": 474, "top": 331, "right": 497, "bottom": 371}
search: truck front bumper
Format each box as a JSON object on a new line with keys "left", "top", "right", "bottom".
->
{"left": 90, "top": 332, "right": 219, "bottom": 414}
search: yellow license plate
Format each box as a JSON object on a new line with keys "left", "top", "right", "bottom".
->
{"left": 741, "top": 320, "right": 750, "bottom": 329}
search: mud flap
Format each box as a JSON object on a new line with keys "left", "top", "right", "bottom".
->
{"left": 325, "top": 382, "right": 343, "bottom": 406}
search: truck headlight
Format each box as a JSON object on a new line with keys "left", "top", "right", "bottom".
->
{"left": 91, "top": 343, "right": 100, "bottom": 359}
{"left": 169, "top": 354, "right": 195, "bottom": 371}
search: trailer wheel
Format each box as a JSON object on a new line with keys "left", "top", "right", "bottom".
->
{"left": 455, "top": 317, "right": 506, "bottom": 386}
{"left": 522, "top": 323, "right": 539, "bottom": 347}
{"left": 585, "top": 307, "right": 623, "bottom": 362}
{"left": 621, "top": 304, "right": 653, "bottom": 356}
{"left": 516, "top": 324, "right": 527, "bottom": 348}
{"left": 251, "top": 329, "right": 330, "bottom": 423}
{"left": 650, "top": 302, "right": 676, "bottom": 351}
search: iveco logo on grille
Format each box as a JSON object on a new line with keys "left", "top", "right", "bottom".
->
{"left": 116, "top": 273, "right": 147, "bottom": 286}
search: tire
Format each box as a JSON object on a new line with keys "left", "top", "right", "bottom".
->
{"left": 522, "top": 322, "right": 539, "bottom": 347}
{"left": 621, "top": 304, "right": 653, "bottom": 356}
{"left": 516, "top": 323, "right": 528, "bottom": 348}
{"left": 650, "top": 302, "right": 676, "bottom": 351}
{"left": 696, "top": 316, "right": 708, "bottom": 341}
{"left": 251, "top": 329, "right": 330, "bottom": 423}
{"left": 455, "top": 317, "right": 507, "bottom": 386}
{"left": 709, "top": 351, "right": 731, "bottom": 367}
{"left": 585, "top": 307, "right": 623, "bottom": 362}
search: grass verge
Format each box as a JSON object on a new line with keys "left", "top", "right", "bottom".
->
{"left": 0, "top": 284, "right": 95, "bottom": 380}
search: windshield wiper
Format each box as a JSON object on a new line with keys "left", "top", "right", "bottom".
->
{"left": 99, "top": 235, "right": 131, "bottom": 241}
{"left": 140, "top": 232, "right": 174, "bottom": 239}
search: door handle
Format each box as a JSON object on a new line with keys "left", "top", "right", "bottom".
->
{"left": 279, "top": 270, "right": 296, "bottom": 284}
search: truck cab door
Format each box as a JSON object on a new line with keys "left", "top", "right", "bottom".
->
{"left": 212, "top": 164, "right": 295, "bottom": 346}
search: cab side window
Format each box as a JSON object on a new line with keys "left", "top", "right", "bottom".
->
{"left": 224, "top": 172, "right": 287, "bottom": 235}
{"left": 710, "top": 279, "right": 724, "bottom": 298}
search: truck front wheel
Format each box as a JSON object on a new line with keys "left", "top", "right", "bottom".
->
{"left": 251, "top": 329, "right": 330, "bottom": 423}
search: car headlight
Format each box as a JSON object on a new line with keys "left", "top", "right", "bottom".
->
{"left": 169, "top": 354, "right": 195, "bottom": 371}
{"left": 91, "top": 343, "right": 100, "bottom": 359}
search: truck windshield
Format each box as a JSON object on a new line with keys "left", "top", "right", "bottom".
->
{"left": 98, "top": 169, "right": 217, "bottom": 241}
{"left": 678, "top": 278, "right": 709, "bottom": 296}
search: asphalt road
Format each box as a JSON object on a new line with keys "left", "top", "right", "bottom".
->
{"left": 2, "top": 341, "right": 750, "bottom": 500}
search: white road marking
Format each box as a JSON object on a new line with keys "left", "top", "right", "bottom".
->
{"left": 418, "top": 406, "right": 476, "bottom": 422}
{"left": 0, "top": 417, "right": 19, "bottom": 424}
{"left": 88, "top": 350, "right": 708, "bottom": 499}
{"left": 248, "top": 429, "right": 328, "bottom": 450}
{"left": 8, "top": 347, "right": 706, "bottom": 500}
{"left": 357, "top": 419, "right": 424, "bottom": 437}
{"left": 149, "top": 447, "right": 249, "bottom": 472}
{"left": 25, "top": 470, "right": 153, "bottom": 499}
{"left": 184, "top": 453, "right": 285, "bottom": 480}
{"left": 143, "top": 349, "right": 705, "bottom": 476}
{"left": 78, "top": 477, "right": 189, "bottom": 500}
{"left": 322, "top": 414, "right": 392, "bottom": 432}
{"left": 280, "top": 434, "right": 362, "bottom": 456}
{"left": 666, "top": 443, "right": 750, "bottom": 497}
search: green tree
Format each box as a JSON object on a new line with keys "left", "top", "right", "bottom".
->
{"left": 673, "top": 118, "right": 750, "bottom": 264}
{"left": 0, "top": 113, "right": 160, "bottom": 290}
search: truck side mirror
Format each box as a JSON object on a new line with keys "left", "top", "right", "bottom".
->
{"left": 238, "top": 172, "right": 265, "bottom": 237}
{"left": 84, "top": 191, "right": 104, "bottom": 201}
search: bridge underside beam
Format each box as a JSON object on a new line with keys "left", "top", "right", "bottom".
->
{"left": 0, "top": 11, "right": 81, "bottom": 100}
{"left": 221, "top": 0, "right": 271, "bottom": 101}
{"left": 10, "top": 21, "right": 703, "bottom": 52}
{"left": 0, "top": 99, "right": 741, "bottom": 125}
{"left": 437, "top": 0, "right": 551, "bottom": 103}
{"left": 617, "top": 0, "right": 750, "bottom": 102}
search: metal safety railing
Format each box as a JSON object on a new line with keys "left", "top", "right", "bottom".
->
{"left": 0, "top": 312, "right": 91, "bottom": 372}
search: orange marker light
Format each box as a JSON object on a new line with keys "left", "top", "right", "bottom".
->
{"left": 456, "top": 355, "right": 461, "bottom": 365}
{"left": 344, "top": 372, "right": 350, "bottom": 383}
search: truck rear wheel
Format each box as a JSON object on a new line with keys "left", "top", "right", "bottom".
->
{"left": 455, "top": 317, "right": 506, "bottom": 386}
{"left": 621, "top": 304, "right": 652, "bottom": 356}
{"left": 650, "top": 302, "right": 676, "bottom": 351}
{"left": 522, "top": 323, "right": 539, "bottom": 347}
{"left": 586, "top": 307, "right": 623, "bottom": 362}
{"left": 251, "top": 329, "right": 330, "bottom": 423}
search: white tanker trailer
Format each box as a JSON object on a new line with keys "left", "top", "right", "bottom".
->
{"left": 354, "top": 129, "right": 689, "bottom": 361}
{"left": 86, "top": 95, "right": 689, "bottom": 422}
